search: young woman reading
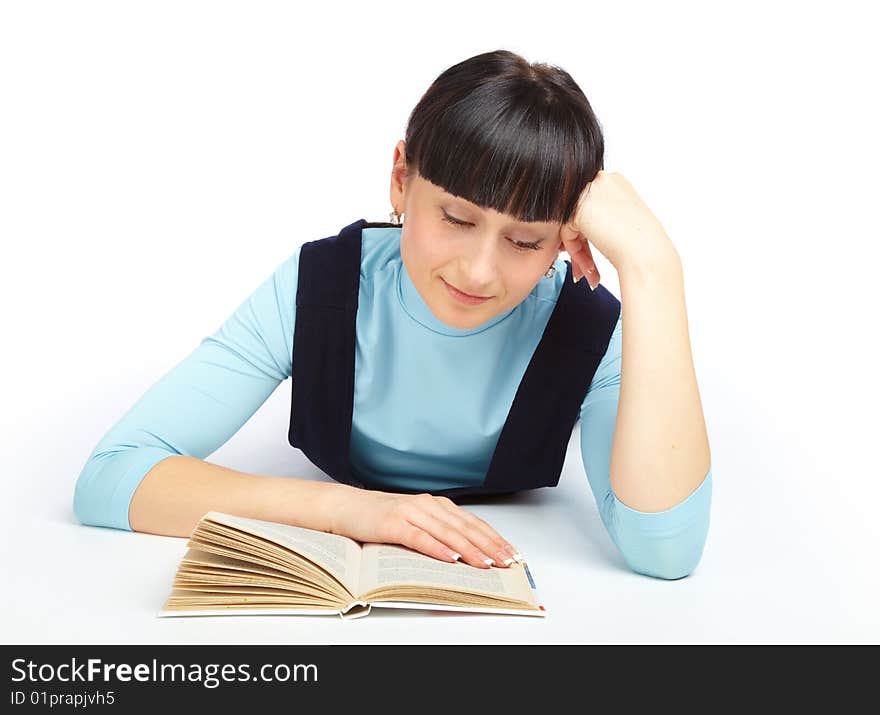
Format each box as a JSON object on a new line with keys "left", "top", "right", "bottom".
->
{"left": 74, "top": 49, "right": 713, "bottom": 580}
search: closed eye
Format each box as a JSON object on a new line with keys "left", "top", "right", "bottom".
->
{"left": 440, "top": 210, "right": 544, "bottom": 252}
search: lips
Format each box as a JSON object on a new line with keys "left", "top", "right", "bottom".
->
{"left": 442, "top": 278, "right": 493, "bottom": 306}
{"left": 442, "top": 278, "right": 491, "bottom": 299}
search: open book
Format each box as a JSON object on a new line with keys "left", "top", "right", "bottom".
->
{"left": 157, "top": 511, "right": 546, "bottom": 620}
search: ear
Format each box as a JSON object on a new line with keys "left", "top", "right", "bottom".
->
{"left": 390, "top": 140, "right": 408, "bottom": 209}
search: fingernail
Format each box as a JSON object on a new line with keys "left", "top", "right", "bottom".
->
{"left": 450, "top": 552, "right": 461, "bottom": 561}
{"left": 483, "top": 558, "right": 495, "bottom": 567}
{"left": 511, "top": 553, "right": 524, "bottom": 563}
{"left": 502, "top": 558, "right": 515, "bottom": 566}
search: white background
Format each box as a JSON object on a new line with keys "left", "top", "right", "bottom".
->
{"left": 1, "top": 1, "right": 877, "bottom": 644}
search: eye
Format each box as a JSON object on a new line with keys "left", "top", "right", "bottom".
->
{"left": 441, "top": 211, "right": 542, "bottom": 252}
{"left": 509, "top": 239, "right": 542, "bottom": 252}
{"left": 441, "top": 212, "right": 470, "bottom": 228}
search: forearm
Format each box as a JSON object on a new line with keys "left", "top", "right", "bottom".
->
{"left": 128, "top": 455, "right": 357, "bottom": 538}
{"left": 580, "top": 370, "right": 713, "bottom": 578}
{"left": 610, "top": 241, "right": 712, "bottom": 512}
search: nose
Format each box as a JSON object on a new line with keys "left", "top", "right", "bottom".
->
{"left": 458, "top": 235, "right": 499, "bottom": 293}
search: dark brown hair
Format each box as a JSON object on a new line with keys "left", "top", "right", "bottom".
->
{"left": 403, "top": 49, "right": 604, "bottom": 226}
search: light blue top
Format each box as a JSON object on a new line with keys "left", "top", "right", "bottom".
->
{"left": 74, "top": 225, "right": 713, "bottom": 579}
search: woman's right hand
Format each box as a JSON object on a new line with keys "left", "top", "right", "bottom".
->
{"left": 326, "top": 487, "right": 521, "bottom": 568}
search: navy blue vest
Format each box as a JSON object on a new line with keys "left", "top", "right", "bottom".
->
{"left": 288, "top": 218, "right": 621, "bottom": 501}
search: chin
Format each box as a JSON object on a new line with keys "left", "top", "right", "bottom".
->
{"left": 448, "top": 314, "right": 481, "bottom": 327}
{"left": 430, "top": 301, "right": 482, "bottom": 329}
{"left": 446, "top": 304, "right": 498, "bottom": 327}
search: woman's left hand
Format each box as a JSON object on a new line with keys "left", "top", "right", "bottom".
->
{"left": 558, "top": 170, "right": 676, "bottom": 288}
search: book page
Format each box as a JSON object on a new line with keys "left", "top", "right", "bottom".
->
{"left": 357, "top": 543, "right": 534, "bottom": 604}
{"left": 202, "top": 511, "right": 362, "bottom": 597}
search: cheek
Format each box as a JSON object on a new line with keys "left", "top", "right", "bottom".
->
{"left": 500, "top": 262, "right": 543, "bottom": 296}
{"left": 405, "top": 226, "right": 452, "bottom": 268}
{"left": 421, "top": 242, "right": 450, "bottom": 267}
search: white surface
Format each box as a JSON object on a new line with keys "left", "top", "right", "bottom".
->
{"left": 2, "top": 417, "right": 876, "bottom": 644}
{"left": 1, "top": 1, "right": 878, "bottom": 644}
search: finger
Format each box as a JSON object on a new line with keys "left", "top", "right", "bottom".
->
{"left": 574, "top": 236, "right": 599, "bottom": 287}
{"left": 559, "top": 222, "right": 580, "bottom": 244}
{"left": 566, "top": 246, "right": 587, "bottom": 285}
{"left": 566, "top": 234, "right": 587, "bottom": 258}
{"left": 394, "top": 522, "right": 467, "bottom": 564}
{"left": 405, "top": 506, "right": 499, "bottom": 568}
{"left": 435, "top": 498, "right": 522, "bottom": 563}
{"left": 568, "top": 236, "right": 595, "bottom": 284}
{"left": 565, "top": 240, "right": 587, "bottom": 283}
{"left": 426, "top": 500, "right": 517, "bottom": 567}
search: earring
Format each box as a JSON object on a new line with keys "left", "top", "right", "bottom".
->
{"left": 390, "top": 209, "right": 405, "bottom": 225}
{"left": 544, "top": 265, "right": 557, "bottom": 278}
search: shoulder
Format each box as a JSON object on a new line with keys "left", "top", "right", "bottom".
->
{"left": 295, "top": 223, "right": 402, "bottom": 283}
{"left": 360, "top": 225, "right": 403, "bottom": 281}
{"left": 275, "top": 222, "right": 401, "bottom": 285}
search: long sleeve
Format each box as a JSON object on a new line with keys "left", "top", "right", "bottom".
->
{"left": 579, "top": 315, "right": 713, "bottom": 579}
{"left": 72, "top": 247, "right": 301, "bottom": 531}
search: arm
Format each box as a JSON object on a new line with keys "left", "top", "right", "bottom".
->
{"left": 611, "top": 246, "right": 712, "bottom": 511}
{"left": 126, "top": 455, "right": 354, "bottom": 537}
{"left": 72, "top": 245, "right": 357, "bottom": 537}
{"left": 580, "top": 314, "right": 713, "bottom": 580}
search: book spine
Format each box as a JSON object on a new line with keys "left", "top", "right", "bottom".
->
{"left": 339, "top": 601, "right": 372, "bottom": 620}
{"left": 522, "top": 562, "right": 546, "bottom": 612}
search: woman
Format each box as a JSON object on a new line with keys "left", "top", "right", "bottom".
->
{"left": 73, "top": 50, "right": 713, "bottom": 579}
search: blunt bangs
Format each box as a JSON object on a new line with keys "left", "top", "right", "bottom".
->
{"left": 403, "top": 50, "right": 605, "bottom": 226}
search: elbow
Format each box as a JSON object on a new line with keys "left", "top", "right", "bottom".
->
{"left": 73, "top": 456, "right": 97, "bottom": 526}
{"left": 73, "top": 452, "right": 124, "bottom": 531}
{"left": 608, "top": 468, "right": 714, "bottom": 581}
{"left": 619, "top": 538, "right": 708, "bottom": 580}
{"left": 73, "top": 446, "right": 173, "bottom": 532}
